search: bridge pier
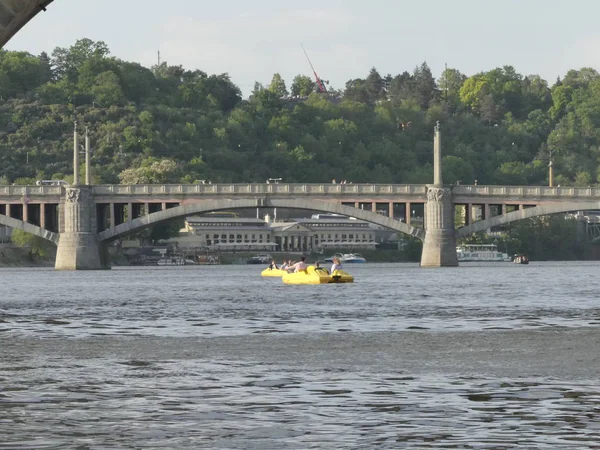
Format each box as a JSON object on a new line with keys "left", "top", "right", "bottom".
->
{"left": 420, "top": 123, "right": 458, "bottom": 267}
{"left": 55, "top": 186, "right": 109, "bottom": 270}
{"left": 420, "top": 186, "right": 458, "bottom": 267}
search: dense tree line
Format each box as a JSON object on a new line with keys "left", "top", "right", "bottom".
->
{"left": 1, "top": 38, "right": 600, "bottom": 189}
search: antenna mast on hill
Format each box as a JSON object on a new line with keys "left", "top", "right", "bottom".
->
{"left": 301, "top": 44, "right": 327, "bottom": 93}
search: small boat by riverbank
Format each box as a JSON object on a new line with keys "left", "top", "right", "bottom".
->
{"left": 513, "top": 254, "right": 529, "bottom": 264}
{"left": 282, "top": 266, "right": 354, "bottom": 284}
{"left": 157, "top": 257, "right": 186, "bottom": 266}
{"left": 156, "top": 257, "right": 197, "bottom": 266}
{"left": 456, "top": 244, "right": 512, "bottom": 262}
{"left": 196, "top": 254, "right": 220, "bottom": 265}
{"left": 247, "top": 254, "right": 273, "bottom": 264}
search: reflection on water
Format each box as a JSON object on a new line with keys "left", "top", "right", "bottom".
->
{"left": 0, "top": 262, "right": 599, "bottom": 448}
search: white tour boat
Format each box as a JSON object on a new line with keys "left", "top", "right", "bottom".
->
{"left": 342, "top": 253, "right": 367, "bottom": 263}
{"left": 456, "top": 244, "right": 512, "bottom": 262}
{"left": 246, "top": 254, "right": 273, "bottom": 264}
{"left": 323, "top": 253, "right": 367, "bottom": 263}
{"left": 157, "top": 257, "right": 186, "bottom": 266}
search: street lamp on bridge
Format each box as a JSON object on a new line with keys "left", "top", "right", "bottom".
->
{"left": 548, "top": 148, "right": 554, "bottom": 188}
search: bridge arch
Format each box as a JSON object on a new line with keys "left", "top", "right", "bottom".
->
{"left": 0, "top": 1, "right": 54, "bottom": 48}
{"left": 0, "top": 215, "right": 59, "bottom": 244}
{"left": 98, "top": 198, "right": 425, "bottom": 242}
{"left": 457, "top": 201, "right": 600, "bottom": 237}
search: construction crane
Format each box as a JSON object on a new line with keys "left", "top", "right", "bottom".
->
{"left": 301, "top": 44, "right": 328, "bottom": 93}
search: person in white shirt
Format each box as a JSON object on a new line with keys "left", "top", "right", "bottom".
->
{"left": 330, "top": 256, "right": 343, "bottom": 274}
{"left": 291, "top": 256, "right": 307, "bottom": 272}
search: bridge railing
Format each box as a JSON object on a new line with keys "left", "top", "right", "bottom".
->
{"left": 0, "top": 185, "right": 63, "bottom": 196}
{"left": 454, "top": 185, "right": 600, "bottom": 198}
{"left": 92, "top": 183, "right": 429, "bottom": 196}
{"left": 4, "top": 183, "right": 600, "bottom": 200}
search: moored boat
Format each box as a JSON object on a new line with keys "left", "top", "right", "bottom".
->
{"left": 456, "top": 244, "right": 512, "bottom": 262}
{"left": 323, "top": 252, "right": 367, "bottom": 263}
{"left": 282, "top": 265, "right": 354, "bottom": 284}
{"left": 247, "top": 254, "right": 273, "bottom": 264}
{"left": 512, "top": 254, "right": 529, "bottom": 264}
{"left": 157, "top": 257, "right": 186, "bottom": 266}
{"left": 342, "top": 253, "right": 366, "bottom": 263}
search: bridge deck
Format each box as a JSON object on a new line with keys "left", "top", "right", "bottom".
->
{"left": 2, "top": 184, "right": 600, "bottom": 204}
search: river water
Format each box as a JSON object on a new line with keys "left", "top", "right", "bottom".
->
{"left": 0, "top": 262, "right": 599, "bottom": 449}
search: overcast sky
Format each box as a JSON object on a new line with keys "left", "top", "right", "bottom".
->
{"left": 6, "top": 0, "right": 600, "bottom": 95}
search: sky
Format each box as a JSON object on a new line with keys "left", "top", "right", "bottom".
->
{"left": 6, "top": 0, "right": 600, "bottom": 96}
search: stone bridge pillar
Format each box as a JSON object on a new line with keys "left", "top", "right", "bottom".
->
{"left": 420, "top": 122, "right": 458, "bottom": 267}
{"left": 55, "top": 186, "right": 109, "bottom": 270}
{"left": 420, "top": 186, "right": 458, "bottom": 267}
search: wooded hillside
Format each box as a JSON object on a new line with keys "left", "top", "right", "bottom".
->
{"left": 1, "top": 38, "right": 599, "bottom": 188}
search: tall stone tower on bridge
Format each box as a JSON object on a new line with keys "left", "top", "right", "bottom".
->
{"left": 420, "top": 123, "right": 458, "bottom": 267}
{"left": 54, "top": 124, "right": 109, "bottom": 270}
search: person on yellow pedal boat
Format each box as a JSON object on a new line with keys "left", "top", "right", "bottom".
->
{"left": 330, "top": 256, "right": 343, "bottom": 274}
{"left": 290, "top": 256, "right": 307, "bottom": 272}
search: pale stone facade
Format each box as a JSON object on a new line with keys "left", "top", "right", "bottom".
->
{"left": 163, "top": 215, "right": 378, "bottom": 252}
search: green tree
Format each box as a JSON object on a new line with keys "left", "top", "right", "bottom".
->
{"left": 574, "top": 171, "right": 592, "bottom": 186}
{"left": 459, "top": 74, "right": 488, "bottom": 111}
{"left": 51, "top": 38, "right": 110, "bottom": 81}
{"left": 388, "top": 71, "right": 414, "bottom": 105}
{"left": 268, "top": 73, "right": 288, "bottom": 98}
{"left": 439, "top": 67, "right": 466, "bottom": 112}
{"left": 11, "top": 229, "right": 54, "bottom": 257}
{"left": 149, "top": 218, "right": 184, "bottom": 244}
{"left": 91, "top": 71, "right": 125, "bottom": 106}
{"left": 365, "top": 67, "right": 385, "bottom": 101}
{"left": 118, "top": 158, "right": 180, "bottom": 184}
{"left": 344, "top": 78, "right": 370, "bottom": 103}
{"left": 0, "top": 50, "right": 49, "bottom": 98}
{"left": 412, "top": 62, "right": 437, "bottom": 109}
{"left": 290, "top": 75, "right": 315, "bottom": 97}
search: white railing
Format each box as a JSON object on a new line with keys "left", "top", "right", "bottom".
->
{"left": 454, "top": 185, "right": 600, "bottom": 199}
{"left": 3, "top": 183, "right": 600, "bottom": 201}
{"left": 91, "top": 183, "right": 429, "bottom": 197}
{"left": 0, "top": 186, "right": 63, "bottom": 197}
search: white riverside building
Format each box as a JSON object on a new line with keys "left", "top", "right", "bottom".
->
{"left": 158, "top": 214, "right": 381, "bottom": 252}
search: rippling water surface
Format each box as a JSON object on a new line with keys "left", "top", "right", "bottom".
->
{"left": 1, "top": 262, "right": 599, "bottom": 448}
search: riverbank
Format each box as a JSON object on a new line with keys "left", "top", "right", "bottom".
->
{"left": 0, "top": 246, "right": 417, "bottom": 267}
{"left": 2, "top": 244, "right": 600, "bottom": 267}
{"left": 0, "top": 245, "right": 55, "bottom": 267}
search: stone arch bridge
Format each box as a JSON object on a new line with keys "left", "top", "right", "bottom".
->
{"left": 2, "top": 182, "right": 600, "bottom": 269}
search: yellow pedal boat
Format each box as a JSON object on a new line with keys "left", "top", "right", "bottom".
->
{"left": 282, "top": 266, "right": 354, "bottom": 284}
{"left": 261, "top": 267, "right": 288, "bottom": 277}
